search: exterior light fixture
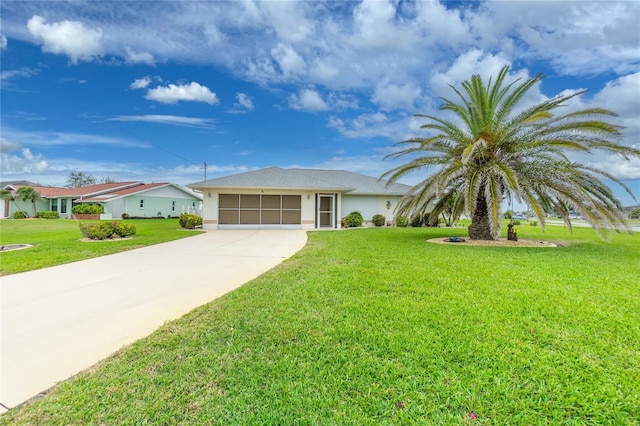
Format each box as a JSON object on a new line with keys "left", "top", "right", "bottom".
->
{"left": 386, "top": 200, "right": 391, "bottom": 209}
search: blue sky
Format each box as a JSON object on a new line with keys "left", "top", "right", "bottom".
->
{"left": 1, "top": 1, "right": 639, "bottom": 206}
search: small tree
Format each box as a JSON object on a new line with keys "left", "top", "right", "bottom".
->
{"left": 15, "top": 186, "right": 41, "bottom": 217}
{"left": 0, "top": 189, "right": 25, "bottom": 216}
{"left": 66, "top": 171, "right": 96, "bottom": 188}
{"left": 630, "top": 208, "right": 640, "bottom": 219}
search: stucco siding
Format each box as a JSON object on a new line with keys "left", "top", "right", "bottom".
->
{"left": 341, "top": 195, "right": 402, "bottom": 223}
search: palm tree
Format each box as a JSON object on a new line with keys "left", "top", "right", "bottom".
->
{"left": 15, "top": 186, "right": 41, "bottom": 218}
{"left": 0, "top": 188, "right": 25, "bottom": 217}
{"left": 383, "top": 66, "right": 640, "bottom": 240}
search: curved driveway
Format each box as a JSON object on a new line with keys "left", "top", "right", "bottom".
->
{"left": 1, "top": 229, "right": 307, "bottom": 411}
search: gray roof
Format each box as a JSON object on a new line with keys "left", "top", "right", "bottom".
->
{"left": 189, "top": 167, "right": 410, "bottom": 195}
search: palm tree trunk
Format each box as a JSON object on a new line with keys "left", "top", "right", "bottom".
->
{"left": 468, "top": 195, "right": 495, "bottom": 240}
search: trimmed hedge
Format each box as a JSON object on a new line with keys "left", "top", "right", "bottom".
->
{"left": 79, "top": 221, "right": 136, "bottom": 240}
{"left": 179, "top": 213, "right": 202, "bottom": 229}
{"left": 395, "top": 216, "right": 408, "bottom": 227}
{"left": 72, "top": 204, "right": 104, "bottom": 214}
{"left": 342, "top": 211, "right": 364, "bottom": 228}
{"left": 13, "top": 211, "right": 28, "bottom": 219}
{"left": 372, "top": 214, "right": 386, "bottom": 227}
{"left": 35, "top": 211, "right": 60, "bottom": 219}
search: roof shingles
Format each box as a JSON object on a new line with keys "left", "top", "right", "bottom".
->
{"left": 189, "top": 167, "right": 410, "bottom": 195}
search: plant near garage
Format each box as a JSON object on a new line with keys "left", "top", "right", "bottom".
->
{"left": 179, "top": 213, "right": 202, "bottom": 229}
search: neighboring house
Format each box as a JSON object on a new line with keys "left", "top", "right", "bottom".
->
{"left": 188, "top": 167, "right": 413, "bottom": 230}
{"left": 79, "top": 183, "right": 202, "bottom": 218}
{"left": 1, "top": 182, "right": 202, "bottom": 219}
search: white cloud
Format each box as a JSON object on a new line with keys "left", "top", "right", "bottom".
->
{"left": 372, "top": 80, "right": 421, "bottom": 112}
{"left": 288, "top": 89, "right": 329, "bottom": 112}
{"left": 1, "top": 147, "right": 49, "bottom": 174}
{"left": 107, "top": 115, "right": 215, "bottom": 128}
{"left": 145, "top": 82, "right": 219, "bottom": 105}
{"left": 129, "top": 77, "right": 151, "bottom": 90}
{"left": 1, "top": 137, "right": 22, "bottom": 153}
{"left": 1, "top": 68, "right": 36, "bottom": 82}
{"left": 0, "top": 34, "right": 7, "bottom": 50}
{"left": 271, "top": 43, "right": 306, "bottom": 77}
{"left": 1, "top": 128, "right": 150, "bottom": 148}
{"left": 124, "top": 47, "right": 154, "bottom": 65}
{"left": 234, "top": 93, "right": 255, "bottom": 111}
{"left": 27, "top": 15, "right": 102, "bottom": 63}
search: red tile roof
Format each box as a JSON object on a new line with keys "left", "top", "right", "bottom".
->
{"left": 10, "top": 182, "right": 144, "bottom": 198}
{"left": 81, "top": 183, "right": 170, "bottom": 202}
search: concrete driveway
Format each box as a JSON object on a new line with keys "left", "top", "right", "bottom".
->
{"left": 0, "top": 229, "right": 307, "bottom": 412}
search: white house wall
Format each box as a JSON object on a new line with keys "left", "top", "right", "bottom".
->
{"left": 105, "top": 198, "right": 126, "bottom": 218}
{"left": 341, "top": 195, "right": 402, "bottom": 224}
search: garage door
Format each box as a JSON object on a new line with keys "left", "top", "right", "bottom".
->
{"left": 219, "top": 194, "right": 301, "bottom": 226}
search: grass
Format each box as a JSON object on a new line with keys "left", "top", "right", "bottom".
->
{"left": 0, "top": 218, "right": 202, "bottom": 275}
{"left": 3, "top": 225, "right": 639, "bottom": 424}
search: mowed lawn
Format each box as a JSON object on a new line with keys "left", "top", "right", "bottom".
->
{"left": 3, "top": 225, "right": 639, "bottom": 424}
{"left": 0, "top": 218, "right": 203, "bottom": 275}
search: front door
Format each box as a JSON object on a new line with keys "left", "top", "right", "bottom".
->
{"left": 317, "top": 194, "right": 335, "bottom": 228}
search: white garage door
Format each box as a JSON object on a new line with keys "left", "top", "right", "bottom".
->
{"left": 218, "top": 194, "right": 301, "bottom": 227}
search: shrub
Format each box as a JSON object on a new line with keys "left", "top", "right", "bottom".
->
{"left": 13, "top": 211, "right": 28, "bottom": 219}
{"left": 395, "top": 216, "right": 408, "bottom": 227}
{"left": 72, "top": 204, "right": 104, "bottom": 214}
{"left": 410, "top": 214, "right": 425, "bottom": 227}
{"left": 342, "top": 211, "right": 364, "bottom": 228}
{"left": 530, "top": 220, "right": 538, "bottom": 227}
{"left": 121, "top": 213, "right": 130, "bottom": 219}
{"left": 512, "top": 219, "right": 521, "bottom": 226}
{"left": 179, "top": 213, "right": 203, "bottom": 229}
{"left": 35, "top": 211, "right": 60, "bottom": 219}
{"left": 630, "top": 208, "right": 640, "bottom": 219}
{"left": 372, "top": 214, "right": 386, "bottom": 227}
{"left": 79, "top": 221, "right": 136, "bottom": 240}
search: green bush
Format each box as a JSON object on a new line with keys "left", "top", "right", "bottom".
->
{"left": 395, "top": 216, "right": 408, "bottom": 227}
{"left": 72, "top": 204, "right": 104, "bottom": 214}
{"left": 410, "top": 214, "right": 425, "bottom": 227}
{"left": 12, "top": 211, "right": 28, "bottom": 219}
{"left": 512, "top": 219, "right": 521, "bottom": 226}
{"left": 121, "top": 213, "right": 130, "bottom": 219}
{"left": 630, "top": 208, "right": 640, "bottom": 219}
{"left": 530, "top": 220, "right": 538, "bottom": 226}
{"left": 342, "top": 211, "right": 364, "bottom": 228}
{"left": 372, "top": 214, "right": 386, "bottom": 227}
{"left": 35, "top": 211, "right": 60, "bottom": 219}
{"left": 179, "top": 213, "right": 203, "bottom": 229}
{"left": 79, "top": 221, "right": 136, "bottom": 240}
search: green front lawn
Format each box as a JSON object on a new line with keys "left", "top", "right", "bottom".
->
{"left": 0, "top": 218, "right": 202, "bottom": 275}
{"left": 4, "top": 226, "right": 639, "bottom": 424}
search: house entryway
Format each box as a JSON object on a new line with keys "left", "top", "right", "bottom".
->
{"left": 316, "top": 193, "right": 337, "bottom": 228}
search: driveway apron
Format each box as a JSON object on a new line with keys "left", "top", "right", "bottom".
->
{"left": 0, "top": 229, "right": 307, "bottom": 411}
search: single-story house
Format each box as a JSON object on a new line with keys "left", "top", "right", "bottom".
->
{"left": 188, "top": 167, "right": 413, "bottom": 230}
{"left": 1, "top": 181, "right": 202, "bottom": 219}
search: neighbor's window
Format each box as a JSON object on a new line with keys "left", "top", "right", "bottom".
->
{"left": 171, "top": 201, "right": 176, "bottom": 212}
{"left": 51, "top": 199, "right": 58, "bottom": 212}
{"left": 139, "top": 199, "right": 145, "bottom": 209}
{"left": 61, "top": 199, "right": 67, "bottom": 214}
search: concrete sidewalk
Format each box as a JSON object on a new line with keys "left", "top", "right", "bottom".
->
{"left": 1, "top": 229, "right": 307, "bottom": 412}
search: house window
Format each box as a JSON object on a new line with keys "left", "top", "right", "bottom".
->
{"left": 61, "top": 199, "right": 67, "bottom": 214}
{"left": 171, "top": 201, "right": 176, "bottom": 212}
{"left": 51, "top": 199, "right": 58, "bottom": 212}
{"left": 139, "top": 199, "right": 145, "bottom": 209}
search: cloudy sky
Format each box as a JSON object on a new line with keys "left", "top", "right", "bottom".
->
{"left": 1, "top": 1, "right": 639, "bottom": 205}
